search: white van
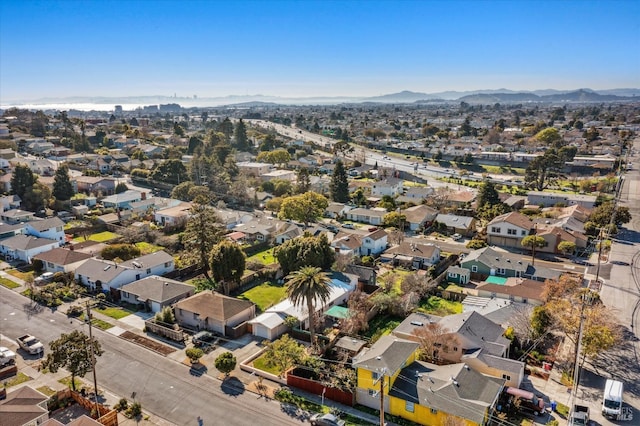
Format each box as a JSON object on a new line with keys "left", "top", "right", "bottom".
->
{"left": 602, "top": 379, "right": 623, "bottom": 418}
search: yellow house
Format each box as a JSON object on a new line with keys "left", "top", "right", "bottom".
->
{"left": 353, "top": 335, "right": 504, "bottom": 426}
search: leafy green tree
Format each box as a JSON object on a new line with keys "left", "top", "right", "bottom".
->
{"left": 171, "top": 181, "right": 195, "bottom": 201}
{"left": 11, "top": 164, "right": 37, "bottom": 200}
{"left": 52, "top": 164, "right": 74, "bottom": 201}
{"left": 476, "top": 180, "right": 501, "bottom": 208}
{"left": 530, "top": 306, "right": 551, "bottom": 338}
{"left": 155, "top": 306, "right": 176, "bottom": 324}
{"left": 333, "top": 140, "right": 353, "bottom": 157}
{"left": 286, "top": 266, "right": 331, "bottom": 347}
{"left": 295, "top": 168, "right": 311, "bottom": 194}
{"left": 101, "top": 244, "right": 141, "bottom": 261}
{"left": 42, "top": 330, "right": 103, "bottom": 391}
{"left": 150, "top": 159, "right": 189, "bottom": 185}
{"left": 115, "top": 182, "right": 129, "bottom": 194}
{"left": 330, "top": 160, "right": 349, "bottom": 203}
{"left": 350, "top": 188, "right": 367, "bottom": 206}
{"left": 184, "top": 203, "right": 223, "bottom": 283}
{"left": 233, "top": 119, "right": 249, "bottom": 151}
{"left": 383, "top": 211, "right": 406, "bottom": 228}
{"left": 22, "top": 182, "right": 51, "bottom": 213}
{"left": 262, "top": 334, "right": 307, "bottom": 377}
{"left": 214, "top": 351, "right": 237, "bottom": 378}
{"left": 278, "top": 192, "right": 328, "bottom": 225}
{"left": 209, "top": 240, "right": 246, "bottom": 295}
{"left": 187, "top": 136, "right": 203, "bottom": 154}
{"left": 466, "top": 239, "right": 487, "bottom": 250}
{"left": 588, "top": 202, "right": 631, "bottom": 227}
{"left": 275, "top": 233, "right": 335, "bottom": 275}
{"left": 186, "top": 347, "right": 204, "bottom": 364}
{"left": 525, "top": 149, "right": 563, "bottom": 191}
{"left": 534, "top": 127, "right": 563, "bottom": 147}
{"left": 256, "top": 149, "right": 291, "bottom": 166}
{"left": 521, "top": 235, "right": 546, "bottom": 264}
{"left": 378, "top": 194, "right": 396, "bottom": 211}
{"left": 557, "top": 241, "right": 577, "bottom": 256}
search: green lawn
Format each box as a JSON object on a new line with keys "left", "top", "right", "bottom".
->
{"left": 364, "top": 314, "right": 403, "bottom": 339}
{"left": 0, "top": 277, "right": 21, "bottom": 289}
{"left": 246, "top": 248, "right": 277, "bottom": 265}
{"left": 6, "top": 372, "right": 31, "bottom": 387}
{"left": 252, "top": 354, "right": 282, "bottom": 376}
{"left": 73, "top": 231, "right": 120, "bottom": 243}
{"left": 238, "top": 281, "right": 287, "bottom": 312}
{"left": 36, "top": 385, "right": 58, "bottom": 397}
{"left": 58, "top": 376, "right": 84, "bottom": 390}
{"left": 6, "top": 268, "right": 34, "bottom": 281}
{"left": 135, "top": 241, "right": 164, "bottom": 255}
{"left": 79, "top": 312, "right": 114, "bottom": 330}
{"left": 417, "top": 295, "right": 463, "bottom": 316}
{"left": 95, "top": 306, "right": 132, "bottom": 319}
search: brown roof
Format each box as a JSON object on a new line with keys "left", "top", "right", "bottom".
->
{"left": 174, "top": 291, "right": 254, "bottom": 321}
{"left": 402, "top": 204, "right": 437, "bottom": 224}
{"left": 489, "top": 211, "right": 533, "bottom": 230}
{"left": 384, "top": 241, "right": 438, "bottom": 258}
{"left": 476, "top": 278, "right": 545, "bottom": 301}
{"left": 365, "top": 228, "right": 388, "bottom": 241}
{"left": 0, "top": 386, "right": 48, "bottom": 426}
{"left": 33, "top": 247, "right": 93, "bottom": 265}
{"left": 67, "top": 415, "right": 103, "bottom": 426}
{"left": 448, "top": 190, "right": 476, "bottom": 203}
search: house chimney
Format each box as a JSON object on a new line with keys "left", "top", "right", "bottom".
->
{"left": 141, "top": 192, "right": 147, "bottom": 200}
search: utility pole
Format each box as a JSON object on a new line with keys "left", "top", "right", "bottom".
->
{"left": 86, "top": 302, "right": 100, "bottom": 418}
{"left": 595, "top": 227, "right": 604, "bottom": 285}
{"left": 531, "top": 223, "right": 538, "bottom": 266}
{"left": 379, "top": 372, "right": 385, "bottom": 426}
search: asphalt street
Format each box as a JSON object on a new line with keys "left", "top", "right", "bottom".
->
{"left": 0, "top": 287, "right": 304, "bottom": 426}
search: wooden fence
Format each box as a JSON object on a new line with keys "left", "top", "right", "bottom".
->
{"left": 286, "top": 367, "right": 355, "bottom": 406}
{"left": 144, "top": 319, "right": 185, "bottom": 342}
{"left": 50, "top": 389, "right": 118, "bottom": 426}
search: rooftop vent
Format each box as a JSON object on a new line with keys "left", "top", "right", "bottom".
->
{"left": 376, "top": 356, "right": 382, "bottom": 360}
{"left": 103, "top": 265, "right": 111, "bottom": 271}
{"left": 410, "top": 321, "right": 424, "bottom": 327}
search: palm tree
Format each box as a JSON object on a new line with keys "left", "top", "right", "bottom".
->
{"left": 285, "top": 266, "right": 332, "bottom": 348}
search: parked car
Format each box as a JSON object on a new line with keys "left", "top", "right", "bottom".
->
{"left": 341, "top": 223, "right": 354, "bottom": 229}
{"left": 16, "top": 335, "right": 44, "bottom": 355}
{"left": 34, "top": 272, "right": 54, "bottom": 284}
{"left": 0, "top": 347, "right": 17, "bottom": 366}
{"left": 569, "top": 404, "right": 590, "bottom": 426}
{"left": 452, "top": 233, "right": 462, "bottom": 241}
{"left": 192, "top": 331, "right": 216, "bottom": 348}
{"left": 309, "top": 413, "right": 345, "bottom": 426}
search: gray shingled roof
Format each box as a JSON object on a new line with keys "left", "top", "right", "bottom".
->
{"left": 25, "top": 216, "right": 65, "bottom": 232}
{"left": 121, "top": 276, "right": 193, "bottom": 303}
{"left": 352, "top": 335, "right": 419, "bottom": 375}
{"left": 0, "top": 235, "right": 58, "bottom": 250}
{"left": 389, "top": 361, "right": 503, "bottom": 425}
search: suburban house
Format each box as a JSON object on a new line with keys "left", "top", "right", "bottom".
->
{"left": 352, "top": 335, "right": 504, "bottom": 426}
{"left": 434, "top": 213, "right": 477, "bottom": 237}
{"left": 236, "top": 161, "right": 272, "bottom": 177}
{"left": 371, "top": 177, "right": 404, "bottom": 197}
{"left": 460, "top": 246, "right": 562, "bottom": 282}
{"left": 0, "top": 223, "right": 25, "bottom": 240}
{"left": 32, "top": 248, "right": 93, "bottom": 274}
{"left": 173, "top": 290, "right": 256, "bottom": 337}
{"left": 74, "top": 250, "right": 175, "bottom": 293}
{"left": 75, "top": 176, "right": 116, "bottom": 195}
{"left": 486, "top": 212, "right": 533, "bottom": 248}
{"left": 1, "top": 209, "right": 35, "bottom": 224}
{"left": 261, "top": 169, "right": 297, "bottom": 182}
{"left": 345, "top": 207, "right": 387, "bottom": 225}
{"left": 324, "top": 202, "right": 353, "bottom": 219}
{"left": 0, "top": 386, "right": 50, "bottom": 426}
{"left": 331, "top": 228, "right": 388, "bottom": 257}
{"left": 101, "top": 190, "right": 143, "bottom": 210}
{"left": 154, "top": 202, "right": 192, "bottom": 227}
{"left": 527, "top": 191, "right": 597, "bottom": 209}
{"left": 445, "top": 265, "right": 471, "bottom": 285}
{"left": 24, "top": 217, "right": 66, "bottom": 242}
{"left": 120, "top": 276, "right": 194, "bottom": 313}
{"left": 0, "top": 194, "right": 21, "bottom": 212}
{"left": 533, "top": 224, "right": 588, "bottom": 254}
{"left": 380, "top": 241, "right": 441, "bottom": 269}
{"left": 472, "top": 277, "right": 546, "bottom": 306}
{"left": 0, "top": 235, "right": 60, "bottom": 262}
{"left": 401, "top": 205, "right": 438, "bottom": 231}
{"left": 234, "top": 220, "right": 277, "bottom": 243}
{"left": 393, "top": 311, "right": 525, "bottom": 387}
{"left": 447, "top": 190, "right": 476, "bottom": 207}
{"left": 249, "top": 272, "right": 357, "bottom": 340}
{"left": 398, "top": 186, "right": 434, "bottom": 203}
{"left": 274, "top": 223, "right": 304, "bottom": 245}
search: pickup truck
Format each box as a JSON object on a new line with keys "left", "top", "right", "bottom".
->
{"left": 16, "top": 335, "right": 44, "bottom": 355}
{"left": 0, "top": 347, "right": 17, "bottom": 366}
{"left": 569, "top": 404, "right": 590, "bottom": 426}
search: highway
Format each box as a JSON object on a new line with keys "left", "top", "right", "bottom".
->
{"left": 0, "top": 287, "right": 303, "bottom": 426}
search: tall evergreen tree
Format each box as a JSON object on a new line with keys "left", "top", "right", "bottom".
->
{"left": 330, "top": 160, "right": 349, "bottom": 203}
{"left": 234, "top": 119, "right": 249, "bottom": 151}
{"left": 52, "top": 164, "right": 74, "bottom": 201}
{"left": 219, "top": 118, "right": 234, "bottom": 143}
{"left": 476, "top": 180, "right": 500, "bottom": 207}
{"left": 184, "top": 203, "right": 223, "bottom": 283}
{"left": 11, "top": 164, "right": 37, "bottom": 200}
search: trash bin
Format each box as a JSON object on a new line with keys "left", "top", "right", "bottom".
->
{"left": 543, "top": 362, "right": 552, "bottom": 371}
{"left": 551, "top": 400, "right": 557, "bottom": 412}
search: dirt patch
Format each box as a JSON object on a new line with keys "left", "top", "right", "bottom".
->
{"left": 119, "top": 331, "right": 176, "bottom": 356}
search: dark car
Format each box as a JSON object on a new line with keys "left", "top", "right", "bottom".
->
{"left": 192, "top": 331, "right": 216, "bottom": 348}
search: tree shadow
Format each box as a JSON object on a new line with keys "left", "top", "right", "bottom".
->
{"left": 23, "top": 301, "right": 43, "bottom": 319}
{"left": 189, "top": 364, "right": 208, "bottom": 377}
{"left": 279, "top": 402, "right": 310, "bottom": 421}
{"left": 589, "top": 327, "right": 640, "bottom": 397}
{"left": 220, "top": 377, "right": 245, "bottom": 397}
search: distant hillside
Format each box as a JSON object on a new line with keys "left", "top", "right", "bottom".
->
{"left": 366, "top": 90, "right": 435, "bottom": 102}
{"left": 541, "top": 89, "right": 632, "bottom": 102}
{"left": 457, "top": 92, "right": 541, "bottom": 103}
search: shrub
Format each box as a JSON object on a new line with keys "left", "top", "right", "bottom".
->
{"left": 185, "top": 348, "right": 204, "bottom": 364}
{"left": 101, "top": 244, "right": 141, "bottom": 261}
{"left": 214, "top": 351, "right": 237, "bottom": 377}
{"left": 67, "top": 305, "right": 84, "bottom": 318}
{"left": 125, "top": 401, "right": 142, "bottom": 418}
{"left": 115, "top": 398, "right": 128, "bottom": 412}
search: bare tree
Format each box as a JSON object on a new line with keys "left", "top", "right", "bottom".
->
{"left": 412, "top": 322, "right": 452, "bottom": 363}
{"left": 425, "top": 187, "right": 453, "bottom": 211}
{"left": 340, "top": 290, "right": 371, "bottom": 335}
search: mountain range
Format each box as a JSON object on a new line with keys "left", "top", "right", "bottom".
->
{"left": 3, "top": 88, "right": 639, "bottom": 109}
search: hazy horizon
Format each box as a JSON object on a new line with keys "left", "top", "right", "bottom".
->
{"left": 1, "top": 0, "right": 639, "bottom": 102}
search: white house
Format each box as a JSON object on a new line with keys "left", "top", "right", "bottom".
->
{"left": 24, "top": 217, "right": 66, "bottom": 242}
{"left": 486, "top": 212, "right": 533, "bottom": 248}
{"left": 371, "top": 177, "right": 404, "bottom": 197}
{"left": 154, "top": 202, "right": 192, "bottom": 227}
{"left": 345, "top": 207, "right": 387, "bottom": 225}
{"left": 0, "top": 235, "right": 60, "bottom": 263}
{"left": 32, "top": 247, "right": 93, "bottom": 274}
{"left": 74, "top": 250, "right": 175, "bottom": 292}
{"left": 249, "top": 272, "right": 357, "bottom": 340}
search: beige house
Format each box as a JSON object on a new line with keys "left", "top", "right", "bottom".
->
{"left": 173, "top": 291, "right": 255, "bottom": 337}
{"left": 473, "top": 277, "right": 545, "bottom": 306}
{"left": 486, "top": 211, "right": 533, "bottom": 248}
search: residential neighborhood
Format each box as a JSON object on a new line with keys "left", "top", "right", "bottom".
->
{"left": 0, "top": 100, "right": 638, "bottom": 426}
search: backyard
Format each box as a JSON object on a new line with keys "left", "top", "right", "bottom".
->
{"left": 135, "top": 241, "right": 165, "bottom": 255}
{"left": 417, "top": 295, "right": 463, "bottom": 316}
{"left": 246, "top": 248, "right": 277, "bottom": 265}
{"left": 238, "top": 281, "right": 287, "bottom": 312}
{"left": 73, "top": 231, "right": 120, "bottom": 243}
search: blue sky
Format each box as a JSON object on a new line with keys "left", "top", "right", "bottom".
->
{"left": 1, "top": 0, "right": 639, "bottom": 101}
